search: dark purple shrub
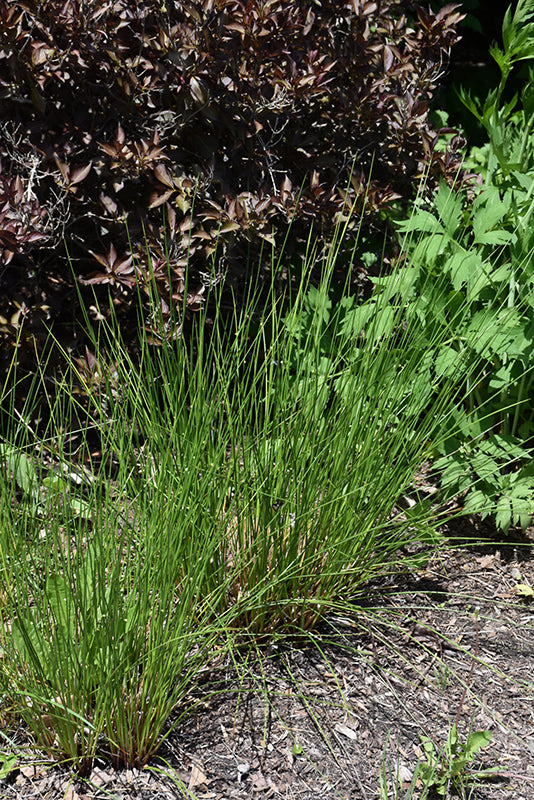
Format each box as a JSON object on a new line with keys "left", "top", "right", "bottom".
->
{"left": 0, "top": 0, "right": 467, "bottom": 353}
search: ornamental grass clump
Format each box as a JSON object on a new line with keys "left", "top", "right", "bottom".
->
{"left": 0, "top": 372, "right": 234, "bottom": 773}
{"left": 0, "top": 218, "right": 521, "bottom": 772}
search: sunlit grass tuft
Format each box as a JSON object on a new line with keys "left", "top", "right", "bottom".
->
{"left": 0, "top": 224, "right": 523, "bottom": 773}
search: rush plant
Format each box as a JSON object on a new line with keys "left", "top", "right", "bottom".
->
{"left": 0, "top": 205, "right": 521, "bottom": 772}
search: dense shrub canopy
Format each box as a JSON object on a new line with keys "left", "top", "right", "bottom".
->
{"left": 0, "top": 0, "right": 467, "bottom": 356}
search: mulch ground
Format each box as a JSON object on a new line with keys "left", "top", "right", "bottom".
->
{"left": 2, "top": 518, "right": 534, "bottom": 800}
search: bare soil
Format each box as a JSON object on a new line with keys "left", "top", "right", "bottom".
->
{"left": 2, "top": 518, "right": 534, "bottom": 800}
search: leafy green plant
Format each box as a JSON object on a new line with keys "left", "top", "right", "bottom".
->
{"left": 0, "top": 443, "right": 93, "bottom": 524}
{"left": 459, "top": 0, "right": 534, "bottom": 184}
{"left": 413, "top": 610, "right": 504, "bottom": 799}
{"left": 0, "top": 751, "right": 17, "bottom": 780}
{"left": 369, "top": 0, "right": 534, "bottom": 533}
{"left": 391, "top": 178, "right": 534, "bottom": 530}
{"left": 417, "top": 725, "right": 493, "bottom": 797}
{"left": 283, "top": 178, "right": 534, "bottom": 531}
{"left": 378, "top": 611, "right": 502, "bottom": 800}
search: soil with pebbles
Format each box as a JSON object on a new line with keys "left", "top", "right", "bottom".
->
{"left": 1, "top": 518, "right": 534, "bottom": 800}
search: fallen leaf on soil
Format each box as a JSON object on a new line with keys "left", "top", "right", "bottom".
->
{"left": 90, "top": 767, "right": 114, "bottom": 787}
{"left": 398, "top": 764, "right": 413, "bottom": 783}
{"left": 250, "top": 771, "right": 269, "bottom": 790}
{"left": 63, "top": 787, "right": 81, "bottom": 800}
{"left": 334, "top": 722, "right": 358, "bottom": 740}
{"left": 189, "top": 763, "right": 209, "bottom": 788}
{"left": 19, "top": 766, "right": 42, "bottom": 779}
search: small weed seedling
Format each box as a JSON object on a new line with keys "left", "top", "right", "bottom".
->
{"left": 416, "top": 612, "right": 495, "bottom": 798}
{"left": 380, "top": 612, "right": 497, "bottom": 799}
{"left": 0, "top": 752, "right": 17, "bottom": 780}
{"left": 417, "top": 724, "right": 492, "bottom": 797}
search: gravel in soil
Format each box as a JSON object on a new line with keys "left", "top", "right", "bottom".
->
{"left": 1, "top": 522, "right": 534, "bottom": 800}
